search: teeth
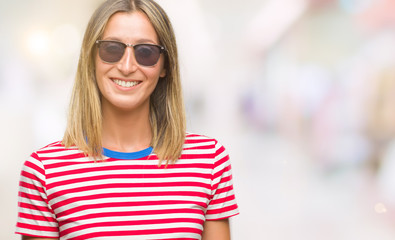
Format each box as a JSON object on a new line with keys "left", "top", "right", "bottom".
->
{"left": 113, "top": 79, "right": 139, "bottom": 88}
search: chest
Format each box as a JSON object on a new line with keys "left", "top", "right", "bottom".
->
{"left": 44, "top": 160, "right": 213, "bottom": 239}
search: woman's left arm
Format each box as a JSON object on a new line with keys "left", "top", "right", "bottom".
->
{"left": 201, "top": 219, "right": 231, "bottom": 240}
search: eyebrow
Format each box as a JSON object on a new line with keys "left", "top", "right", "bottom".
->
{"left": 102, "top": 37, "right": 158, "bottom": 45}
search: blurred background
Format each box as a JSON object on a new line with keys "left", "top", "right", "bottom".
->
{"left": 1, "top": 0, "right": 395, "bottom": 239}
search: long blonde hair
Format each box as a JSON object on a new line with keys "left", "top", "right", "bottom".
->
{"left": 63, "top": 0, "right": 186, "bottom": 164}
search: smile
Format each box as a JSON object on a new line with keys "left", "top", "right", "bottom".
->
{"left": 112, "top": 79, "right": 141, "bottom": 88}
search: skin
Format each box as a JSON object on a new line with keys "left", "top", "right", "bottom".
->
{"left": 21, "top": 10, "right": 231, "bottom": 240}
{"left": 202, "top": 219, "right": 231, "bottom": 240}
{"left": 96, "top": 11, "right": 166, "bottom": 153}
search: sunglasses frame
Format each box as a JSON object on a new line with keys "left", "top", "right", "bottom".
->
{"left": 95, "top": 40, "right": 166, "bottom": 66}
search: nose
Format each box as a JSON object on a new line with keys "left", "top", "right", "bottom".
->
{"left": 116, "top": 47, "right": 138, "bottom": 75}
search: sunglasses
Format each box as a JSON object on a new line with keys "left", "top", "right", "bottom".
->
{"left": 96, "top": 40, "right": 166, "bottom": 66}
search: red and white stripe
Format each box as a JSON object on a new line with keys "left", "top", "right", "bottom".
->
{"left": 16, "top": 133, "right": 239, "bottom": 239}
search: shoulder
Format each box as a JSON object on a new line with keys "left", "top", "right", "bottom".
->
{"left": 184, "top": 132, "right": 222, "bottom": 143}
{"left": 31, "top": 141, "right": 83, "bottom": 162}
{"left": 184, "top": 132, "right": 221, "bottom": 148}
{"left": 21, "top": 141, "right": 67, "bottom": 177}
{"left": 183, "top": 132, "right": 227, "bottom": 157}
{"left": 23, "top": 141, "right": 86, "bottom": 174}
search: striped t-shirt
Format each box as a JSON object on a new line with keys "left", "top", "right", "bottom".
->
{"left": 16, "top": 133, "right": 239, "bottom": 239}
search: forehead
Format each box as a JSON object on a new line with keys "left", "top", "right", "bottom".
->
{"left": 102, "top": 11, "right": 159, "bottom": 43}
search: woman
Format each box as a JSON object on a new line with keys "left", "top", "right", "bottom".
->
{"left": 16, "top": 0, "right": 239, "bottom": 239}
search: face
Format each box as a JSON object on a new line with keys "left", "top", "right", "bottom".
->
{"left": 95, "top": 11, "right": 166, "bottom": 113}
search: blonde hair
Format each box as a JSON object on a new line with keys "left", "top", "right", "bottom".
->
{"left": 63, "top": 0, "right": 186, "bottom": 164}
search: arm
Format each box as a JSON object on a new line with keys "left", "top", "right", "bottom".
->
{"left": 17, "top": 155, "right": 59, "bottom": 238}
{"left": 201, "top": 219, "right": 231, "bottom": 240}
{"left": 22, "top": 236, "right": 59, "bottom": 240}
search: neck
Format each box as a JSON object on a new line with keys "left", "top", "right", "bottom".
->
{"left": 101, "top": 102, "right": 152, "bottom": 153}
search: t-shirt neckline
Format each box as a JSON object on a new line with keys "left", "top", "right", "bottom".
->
{"left": 102, "top": 146, "right": 153, "bottom": 160}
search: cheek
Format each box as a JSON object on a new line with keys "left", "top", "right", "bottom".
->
{"left": 147, "top": 69, "right": 163, "bottom": 88}
{"left": 145, "top": 59, "right": 166, "bottom": 82}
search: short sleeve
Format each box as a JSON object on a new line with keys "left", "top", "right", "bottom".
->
{"left": 16, "top": 152, "right": 59, "bottom": 238}
{"left": 205, "top": 141, "right": 239, "bottom": 220}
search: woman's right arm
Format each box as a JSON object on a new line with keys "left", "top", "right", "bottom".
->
{"left": 22, "top": 236, "right": 59, "bottom": 240}
{"left": 17, "top": 155, "right": 59, "bottom": 239}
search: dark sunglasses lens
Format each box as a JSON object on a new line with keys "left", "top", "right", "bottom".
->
{"left": 99, "top": 41, "right": 125, "bottom": 63}
{"left": 134, "top": 45, "right": 161, "bottom": 66}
